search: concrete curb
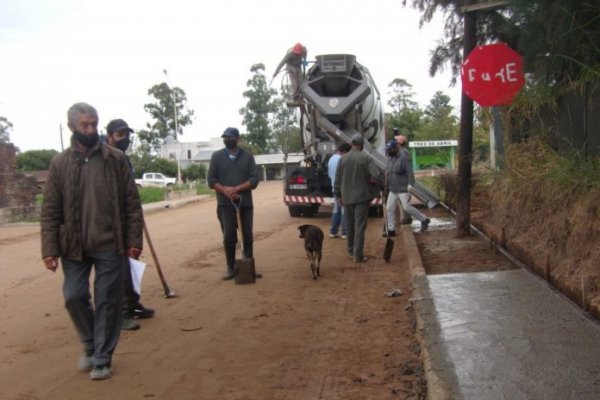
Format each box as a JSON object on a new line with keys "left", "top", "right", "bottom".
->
{"left": 400, "top": 225, "right": 452, "bottom": 400}
{"left": 142, "top": 195, "right": 212, "bottom": 215}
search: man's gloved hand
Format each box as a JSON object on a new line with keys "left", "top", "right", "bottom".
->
{"left": 407, "top": 184, "right": 414, "bottom": 193}
{"left": 127, "top": 247, "right": 142, "bottom": 260}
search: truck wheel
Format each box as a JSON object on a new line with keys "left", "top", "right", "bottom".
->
{"left": 288, "top": 206, "right": 301, "bottom": 217}
{"left": 302, "top": 206, "right": 315, "bottom": 218}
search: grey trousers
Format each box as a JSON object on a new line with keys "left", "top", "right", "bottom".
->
{"left": 386, "top": 191, "right": 427, "bottom": 230}
{"left": 344, "top": 201, "right": 369, "bottom": 259}
{"left": 61, "top": 251, "right": 124, "bottom": 367}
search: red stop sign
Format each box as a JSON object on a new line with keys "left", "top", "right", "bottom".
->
{"left": 461, "top": 42, "right": 525, "bottom": 107}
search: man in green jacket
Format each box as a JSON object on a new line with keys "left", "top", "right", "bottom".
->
{"left": 334, "top": 134, "right": 380, "bottom": 263}
{"left": 41, "top": 102, "right": 143, "bottom": 380}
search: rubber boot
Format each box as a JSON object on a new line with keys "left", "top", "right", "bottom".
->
{"left": 222, "top": 246, "right": 236, "bottom": 280}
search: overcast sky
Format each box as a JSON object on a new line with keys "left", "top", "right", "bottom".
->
{"left": 0, "top": 0, "right": 460, "bottom": 152}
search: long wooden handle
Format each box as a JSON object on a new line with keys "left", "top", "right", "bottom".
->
{"left": 142, "top": 221, "right": 172, "bottom": 295}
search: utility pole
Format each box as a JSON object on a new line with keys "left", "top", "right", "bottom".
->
{"left": 163, "top": 69, "right": 181, "bottom": 184}
{"left": 456, "top": 0, "right": 477, "bottom": 236}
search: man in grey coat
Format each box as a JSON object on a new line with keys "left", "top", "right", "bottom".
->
{"left": 334, "top": 134, "right": 380, "bottom": 263}
{"left": 41, "top": 102, "right": 143, "bottom": 380}
{"left": 385, "top": 136, "right": 430, "bottom": 234}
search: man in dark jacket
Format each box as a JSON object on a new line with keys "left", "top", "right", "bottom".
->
{"left": 41, "top": 103, "right": 143, "bottom": 380}
{"left": 105, "top": 119, "right": 155, "bottom": 331}
{"left": 334, "top": 134, "right": 380, "bottom": 263}
{"left": 207, "top": 127, "right": 259, "bottom": 280}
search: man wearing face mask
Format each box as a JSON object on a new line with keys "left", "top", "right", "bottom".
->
{"left": 41, "top": 103, "right": 143, "bottom": 380}
{"left": 106, "top": 119, "right": 155, "bottom": 331}
{"left": 384, "top": 138, "right": 430, "bottom": 236}
{"left": 207, "top": 127, "right": 259, "bottom": 280}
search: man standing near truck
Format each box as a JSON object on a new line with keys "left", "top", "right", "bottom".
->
{"left": 334, "top": 134, "right": 380, "bottom": 263}
{"left": 207, "top": 127, "right": 260, "bottom": 280}
{"left": 328, "top": 142, "right": 351, "bottom": 239}
{"left": 387, "top": 135, "right": 430, "bottom": 233}
{"left": 105, "top": 119, "right": 155, "bottom": 330}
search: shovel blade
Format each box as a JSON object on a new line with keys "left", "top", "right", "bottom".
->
{"left": 383, "top": 238, "right": 394, "bottom": 262}
{"left": 234, "top": 258, "right": 256, "bottom": 284}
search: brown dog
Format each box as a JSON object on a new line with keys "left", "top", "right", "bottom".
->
{"left": 298, "top": 224, "right": 324, "bottom": 280}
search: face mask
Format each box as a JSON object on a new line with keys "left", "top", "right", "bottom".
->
{"left": 223, "top": 139, "right": 237, "bottom": 149}
{"left": 74, "top": 130, "right": 99, "bottom": 148}
{"left": 115, "top": 137, "right": 131, "bottom": 152}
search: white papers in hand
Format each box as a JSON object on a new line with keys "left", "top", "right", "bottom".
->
{"left": 129, "top": 258, "right": 146, "bottom": 295}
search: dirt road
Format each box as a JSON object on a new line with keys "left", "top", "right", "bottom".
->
{"left": 0, "top": 181, "right": 424, "bottom": 400}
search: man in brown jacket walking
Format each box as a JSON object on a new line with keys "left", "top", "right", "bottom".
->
{"left": 41, "top": 102, "right": 143, "bottom": 380}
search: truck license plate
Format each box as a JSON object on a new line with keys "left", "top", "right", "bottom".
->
{"left": 289, "top": 184, "right": 307, "bottom": 190}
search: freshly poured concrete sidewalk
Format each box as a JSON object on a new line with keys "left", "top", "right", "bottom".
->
{"left": 401, "top": 225, "right": 600, "bottom": 400}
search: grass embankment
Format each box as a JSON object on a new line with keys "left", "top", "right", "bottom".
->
{"left": 138, "top": 183, "right": 213, "bottom": 204}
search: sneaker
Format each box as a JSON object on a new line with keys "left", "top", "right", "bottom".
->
{"left": 78, "top": 354, "right": 94, "bottom": 371}
{"left": 329, "top": 233, "right": 339, "bottom": 238}
{"left": 341, "top": 234, "right": 347, "bottom": 240}
{"left": 352, "top": 256, "right": 369, "bottom": 263}
{"left": 122, "top": 316, "right": 140, "bottom": 331}
{"left": 382, "top": 230, "right": 396, "bottom": 238}
{"left": 132, "top": 303, "right": 155, "bottom": 319}
{"left": 90, "top": 365, "right": 112, "bottom": 380}
{"left": 421, "top": 218, "right": 431, "bottom": 232}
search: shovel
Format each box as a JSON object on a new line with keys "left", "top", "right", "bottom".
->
{"left": 232, "top": 199, "right": 256, "bottom": 285}
{"left": 381, "top": 191, "right": 394, "bottom": 263}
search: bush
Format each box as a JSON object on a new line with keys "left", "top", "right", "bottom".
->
{"left": 138, "top": 187, "right": 167, "bottom": 204}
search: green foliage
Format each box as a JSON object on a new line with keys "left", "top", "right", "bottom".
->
{"left": 0, "top": 116, "right": 13, "bottom": 144}
{"left": 505, "top": 138, "right": 600, "bottom": 190}
{"left": 386, "top": 79, "right": 424, "bottom": 140}
{"left": 140, "top": 82, "right": 195, "bottom": 152}
{"left": 16, "top": 149, "right": 59, "bottom": 171}
{"left": 239, "top": 63, "right": 279, "bottom": 153}
{"left": 270, "top": 96, "right": 302, "bottom": 153}
{"left": 182, "top": 163, "right": 207, "bottom": 182}
{"left": 404, "top": 0, "right": 600, "bottom": 88}
{"left": 137, "top": 187, "right": 167, "bottom": 204}
{"left": 196, "top": 183, "right": 213, "bottom": 195}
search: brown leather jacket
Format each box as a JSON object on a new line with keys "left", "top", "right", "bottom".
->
{"left": 41, "top": 141, "right": 143, "bottom": 261}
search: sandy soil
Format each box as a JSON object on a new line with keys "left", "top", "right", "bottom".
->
{"left": 0, "top": 181, "right": 425, "bottom": 400}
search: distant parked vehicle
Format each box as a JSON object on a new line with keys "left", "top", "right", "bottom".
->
{"left": 135, "top": 172, "right": 176, "bottom": 188}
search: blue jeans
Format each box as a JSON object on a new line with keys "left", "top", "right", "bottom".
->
{"left": 330, "top": 196, "right": 346, "bottom": 236}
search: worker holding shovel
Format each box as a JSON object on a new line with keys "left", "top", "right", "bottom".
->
{"left": 207, "top": 127, "right": 260, "bottom": 280}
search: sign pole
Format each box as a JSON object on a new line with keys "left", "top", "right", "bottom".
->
{"left": 457, "top": 0, "right": 477, "bottom": 236}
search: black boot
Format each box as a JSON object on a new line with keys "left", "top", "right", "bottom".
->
{"left": 222, "top": 246, "right": 236, "bottom": 280}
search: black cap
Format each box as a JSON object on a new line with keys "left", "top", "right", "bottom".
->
{"left": 222, "top": 127, "right": 240, "bottom": 138}
{"left": 351, "top": 133, "right": 364, "bottom": 145}
{"left": 106, "top": 119, "right": 134, "bottom": 135}
{"left": 392, "top": 127, "right": 399, "bottom": 134}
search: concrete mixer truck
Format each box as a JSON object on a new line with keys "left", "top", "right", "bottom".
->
{"left": 282, "top": 53, "right": 438, "bottom": 217}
